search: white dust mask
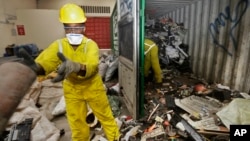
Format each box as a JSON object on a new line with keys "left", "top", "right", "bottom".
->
{"left": 66, "top": 33, "right": 83, "bottom": 45}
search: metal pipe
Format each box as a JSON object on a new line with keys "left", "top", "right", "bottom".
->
{"left": 0, "top": 62, "right": 36, "bottom": 134}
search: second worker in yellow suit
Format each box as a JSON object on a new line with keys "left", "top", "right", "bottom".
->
{"left": 19, "top": 3, "right": 120, "bottom": 141}
{"left": 144, "top": 38, "right": 163, "bottom": 85}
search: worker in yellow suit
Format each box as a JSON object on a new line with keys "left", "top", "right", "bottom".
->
{"left": 144, "top": 38, "right": 163, "bottom": 85}
{"left": 21, "top": 3, "right": 120, "bottom": 141}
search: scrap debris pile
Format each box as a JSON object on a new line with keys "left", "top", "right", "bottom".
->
{"left": 104, "top": 68, "right": 250, "bottom": 141}
{"left": 146, "top": 17, "right": 191, "bottom": 73}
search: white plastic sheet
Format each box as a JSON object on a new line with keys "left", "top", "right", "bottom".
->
{"left": 216, "top": 98, "right": 250, "bottom": 129}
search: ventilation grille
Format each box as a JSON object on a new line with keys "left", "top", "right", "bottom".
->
{"left": 80, "top": 5, "right": 110, "bottom": 14}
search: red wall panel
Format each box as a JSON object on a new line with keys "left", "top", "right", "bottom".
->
{"left": 85, "top": 17, "right": 111, "bottom": 49}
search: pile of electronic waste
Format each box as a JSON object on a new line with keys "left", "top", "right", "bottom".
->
{"left": 91, "top": 69, "right": 248, "bottom": 141}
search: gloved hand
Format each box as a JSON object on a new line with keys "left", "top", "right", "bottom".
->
{"left": 51, "top": 52, "right": 81, "bottom": 83}
{"left": 18, "top": 48, "right": 40, "bottom": 74}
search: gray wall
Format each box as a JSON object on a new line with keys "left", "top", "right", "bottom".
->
{"left": 0, "top": 0, "right": 36, "bottom": 56}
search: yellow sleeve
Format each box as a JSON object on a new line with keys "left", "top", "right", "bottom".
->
{"left": 35, "top": 40, "right": 61, "bottom": 75}
{"left": 82, "top": 40, "right": 99, "bottom": 78}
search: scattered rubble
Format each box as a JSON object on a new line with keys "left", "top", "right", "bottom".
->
{"left": 104, "top": 67, "right": 249, "bottom": 141}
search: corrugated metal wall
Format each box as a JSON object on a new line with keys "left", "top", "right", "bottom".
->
{"left": 161, "top": 0, "right": 250, "bottom": 93}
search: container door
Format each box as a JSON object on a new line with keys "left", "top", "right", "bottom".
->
{"left": 117, "top": 0, "right": 144, "bottom": 119}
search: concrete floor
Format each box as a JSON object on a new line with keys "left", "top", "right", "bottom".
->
{"left": 53, "top": 115, "right": 71, "bottom": 141}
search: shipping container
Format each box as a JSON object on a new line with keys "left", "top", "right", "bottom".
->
{"left": 114, "top": 0, "right": 250, "bottom": 119}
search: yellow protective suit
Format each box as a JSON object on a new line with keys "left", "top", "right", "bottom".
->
{"left": 35, "top": 37, "right": 120, "bottom": 141}
{"left": 144, "top": 38, "right": 162, "bottom": 83}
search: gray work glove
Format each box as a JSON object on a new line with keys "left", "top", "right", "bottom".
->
{"left": 51, "top": 52, "right": 81, "bottom": 83}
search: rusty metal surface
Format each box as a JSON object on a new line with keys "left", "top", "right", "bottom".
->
{"left": 0, "top": 62, "right": 36, "bottom": 133}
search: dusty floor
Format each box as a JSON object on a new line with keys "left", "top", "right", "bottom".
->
{"left": 53, "top": 115, "right": 71, "bottom": 141}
